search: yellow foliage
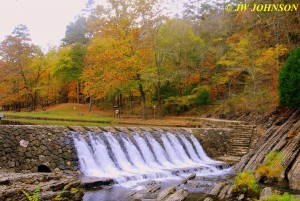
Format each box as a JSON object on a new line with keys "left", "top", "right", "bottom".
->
{"left": 255, "top": 151, "right": 284, "bottom": 181}
{"left": 234, "top": 171, "right": 259, "bottom": 193}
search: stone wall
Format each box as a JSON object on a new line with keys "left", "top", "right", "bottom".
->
{"left": 0, "top": 123, "right": 258, "bottom": 174}
{"left": 191, "top": 124, "right": 258, "bottom": 162}
{"left": 0, "top": 125, "right": 78, "bottom": 174}
{"left": 191, "top": 128, "right": 233, "bottom": 158}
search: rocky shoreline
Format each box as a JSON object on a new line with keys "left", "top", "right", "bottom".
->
{"left": 0, "top": 170, "right": 84, "bottom": 201}
{"left": 201, "top": 109, "right": 300, "bottom": 200}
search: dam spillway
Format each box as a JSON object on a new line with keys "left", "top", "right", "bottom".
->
{"left": 72, "top": 128, "right": 229, "bottom": 184}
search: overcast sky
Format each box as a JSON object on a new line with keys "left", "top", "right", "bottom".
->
{"left": 0, "top": 0, "right": 106, "bottom": 51}
{"left": 0, "top": 0, "right": 183, "bottom": 51}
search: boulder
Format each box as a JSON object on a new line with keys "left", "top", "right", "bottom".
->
{"left": 209, "top": 182, "right": 226, "bottom": 195}
{"left": 145, "top": 184, "right": 161, "bottom": 193}
{"left": 164, "top": 189, "right": 188, "bottom": 201}
{"left": 157, "top": 186, "right": 176, "bottom": 201}
{"left": 203, "top": 198, "right": 213, "bottom": 201}
{"left": 259, "top": 187, "right": 272, "bottom": 200}
{"left": 179, "top": 174, "right": 196, "bottom": 185}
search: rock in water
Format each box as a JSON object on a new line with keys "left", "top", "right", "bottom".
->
{"left": 157, "top": 186, "right": 176, "bottom": 201}
{"left": 164, "top": 189, "right": 189, "bottom": 201}
{"left": 179, "top": 174, "right": 196, "bottom": 185}
{"left": 209, "top": 182, "right": 226, "bottom": 195}
{"left": 145, "top": 184, "right": 161, "bottom": 193}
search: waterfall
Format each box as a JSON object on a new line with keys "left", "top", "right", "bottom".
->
{"left": 72, "top": 129, "right": 228, "bottom": 183}
{"left": 190, "top": 135, "right": 217, "bottom": 163}
{"left": 132, "top": 133, "right": 160, "bottom": 168}
{"left": 178, "top": 133, "right": 202, "bottom": 163}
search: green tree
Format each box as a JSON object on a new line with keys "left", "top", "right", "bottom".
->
{"left": 55, "top": 43, "right": 86, "bottom": 103}
{"left": 278, "top": 47, "right": 300, "bottom": 108}
{"left": 151, "top": 19, "right": 202, "bottom": 108}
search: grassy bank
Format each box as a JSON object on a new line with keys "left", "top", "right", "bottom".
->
{"left": 2, "top": 103, "right": 114, "bottom": 123}
{"left": 2, "top": 118, "right": 110, "bottom": 126}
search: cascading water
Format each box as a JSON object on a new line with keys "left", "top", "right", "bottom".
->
{"left": 73, "top": 129, "right": 230, "bottom": 184}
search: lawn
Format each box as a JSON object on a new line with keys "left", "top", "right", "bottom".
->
{"left": 2, "top": 103, "right": 114, "bottom": 123}
{"left": 2, "top": 118, "right": 111, "bottom": 126}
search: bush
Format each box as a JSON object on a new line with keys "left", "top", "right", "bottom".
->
{"left": 182, "top": 83, "right": 197, "bottom": 96}
{"left": 234, "top": 171, "right": 259, "bottom": 194}
{"left": 195, "top": 89, "right": 210, "bottom": 106}
{"left": 263, "top": 192, "right": 300, "bottom": 201}
{"left": 152, "top": 82, "right": 178, "bottom": 101}
{"left": 278, "top": 47, "right": 300, "bottom": 108}
{"left": 255, "top": 151, "right": 284, "bottom": 182}
{"left": 164, "top": 95, "right": 196, "bottom": 114}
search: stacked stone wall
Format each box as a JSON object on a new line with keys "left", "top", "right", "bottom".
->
{"left": 0, "top": 125, "right": 78, "bottom": 174}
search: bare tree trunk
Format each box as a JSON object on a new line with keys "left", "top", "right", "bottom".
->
{"left": 77, "top": 82, "right": 80, "bottom": 103}
{"left": 129, "top": 92, "right": 133, "bottom": 115}
{"left": 88, "top": 96, "right": 92, "bottom": 111}
{"left": 139, "top": 83, "right": 147, "bottom": 119}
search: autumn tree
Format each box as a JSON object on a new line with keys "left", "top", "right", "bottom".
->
{"left": 0, "top": 24, "right": 41, "bottom": 111}
{"left": 83, "top": 0, "right": 161, "bottom": 117}
{"left": 149, "top": 19, "right": 203, "bottom": 109}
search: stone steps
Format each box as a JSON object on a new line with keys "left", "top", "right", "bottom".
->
{"left": 228, "top": 125, "right": 256, "bottom": 157}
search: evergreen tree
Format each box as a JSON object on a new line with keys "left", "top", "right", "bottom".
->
{"left": 278, "top": 47, "right": 300, "bottom": 108}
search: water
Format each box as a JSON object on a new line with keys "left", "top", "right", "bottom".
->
{"left": 72, "top": 129, "right": 232, "bottom": 200}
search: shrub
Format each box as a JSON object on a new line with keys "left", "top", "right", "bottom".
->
{"left": 234, "top": 171, "right": 259, "bottom": 194}
{"left": 263, "top": 192, "right": 300, "bottom": 201}
{"left": 164, "top": 95, "right": 196, "bottom": 114}
{"left": 256, "top": 151, "right": 284, "bottom": 181}
{"left": 152, "top": 82, "right": 178, "bottom": 101}
{"left": 182, "top": 83, "right": 197, "bottom": 96}
{"left": 195, "top": 89, "right": 210, "bottom": 106}
{"left": 278, "top": 47, "right": 300, "bottom": 108}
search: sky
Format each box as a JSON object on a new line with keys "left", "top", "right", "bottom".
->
{"left": 0, "top": 0, "right": 183, "bottom": 51}
{"left": 0, "top": 0, "right": 105, "bottom": 51}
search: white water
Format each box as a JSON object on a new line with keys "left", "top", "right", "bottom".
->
{"left": 132, "top": 133, "right": 160, "bottom": 168}
{"left": 166, "top": 132, "right": 195, "bottom": 165}
{"left": 88, "top": 133, "right": 119, "bottom": 174}
{"left": 190, "top": 135, "right": 217, "bottom": 163}
{"left": 73, "top": 129, "right": 228, "bottom": 184}
{"left": 104, "top": 132, "right": 136, "bottom": 172}
{"left": 145, "top": 132, "right": 173, "bottom": 168}
{"left": 178, "top": 133, "right": 202, "bottom": 163}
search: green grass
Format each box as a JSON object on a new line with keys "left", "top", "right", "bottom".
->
{"left": 3, "top": 118, "right": 110, "bottom": 126}
{"left": 2, "top": 103, "right": 114, "bottom": 123}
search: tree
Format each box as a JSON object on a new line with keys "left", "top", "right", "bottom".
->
{"left": 0, "top": 24, "right": 38, "bottom": 111}
{"left": 83, "top": 0, "right": 161, "bottom": 117}
{"left": 152, "top": 19, "right": 203, "bottom": 106}
{"left": 55, "top": 43, "right": 86, "bottom": 103}
{"left": 278, "top": 47, "right": 300, "bottom": 108}
{"left": 62, "top": 16, "right": 89, "bottom": 45}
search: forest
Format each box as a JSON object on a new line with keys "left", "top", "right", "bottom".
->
{"left": 0, "top": 0, "right": 299, "bottom": 119}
